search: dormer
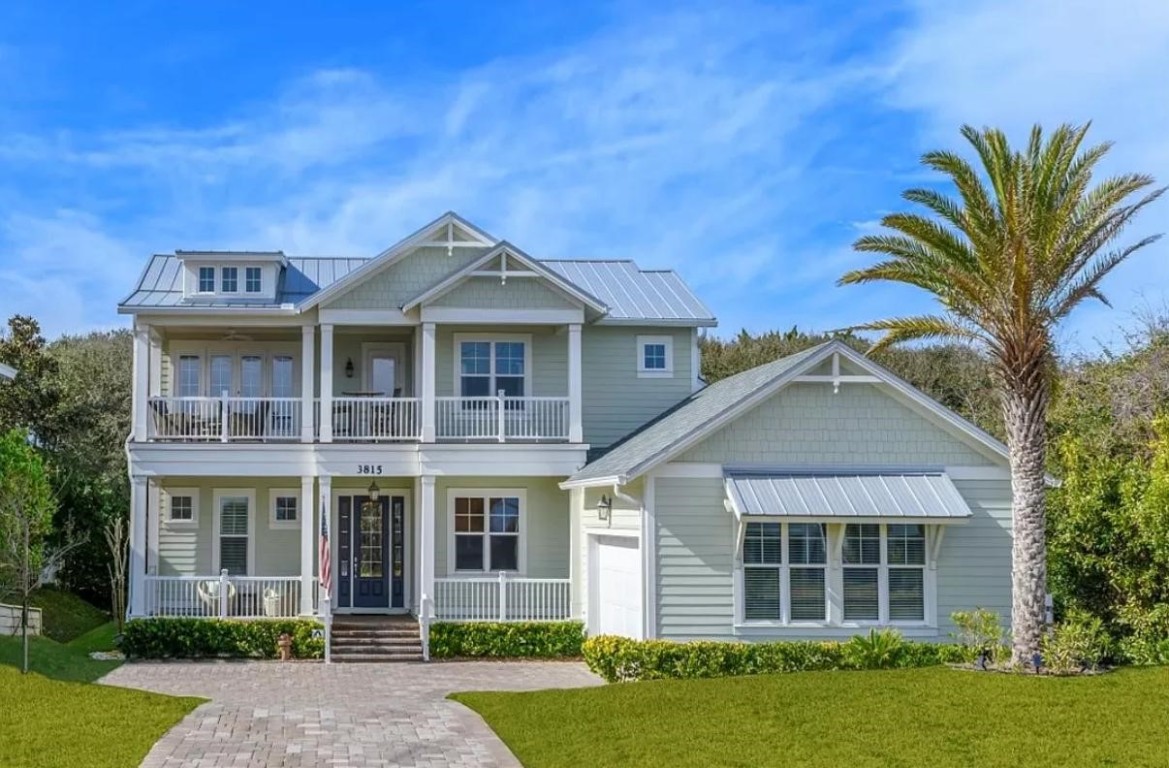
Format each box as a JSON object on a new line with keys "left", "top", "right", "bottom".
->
{"left": 176, "top": 250, "right": 288, "bottom": 303}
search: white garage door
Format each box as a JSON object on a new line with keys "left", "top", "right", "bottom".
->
{"left": 592, "top": 536, "right": 643, "bottom": 639}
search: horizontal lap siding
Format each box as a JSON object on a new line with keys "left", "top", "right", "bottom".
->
{"left": 938, "top": 480, "right": 1013, "bottom": 633}
{"left": 654, "top": 477, "right": 734, "bottom": 640}
{"left": 436, "top": 326, "right": 567, "bottom": 398}
{"left": 582, "top": 327, "right": 693, "bottom": 449}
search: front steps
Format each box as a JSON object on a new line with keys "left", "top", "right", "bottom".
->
{"left": 329, "top": 615, "right": 424, "bottom": 662}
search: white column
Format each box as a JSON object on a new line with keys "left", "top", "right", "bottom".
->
{"left": 147, "top": 480, "right": 160, "bottom": 576}
{"left": 567, "top": 323, "right": 582, "bottom": 443}
{"left": 420, "top": 322, "right": 436, "bottom": 442}
{"left": 319, "top": 475, "right": 333, "bottom": 603}
{"left": 132, "top": 323, "right": 150, "bottom": 441}
{"left": 419, "top": 475, "right": 436, "bottom": 617}
{"left": 300, "top": 475, "right": 316, "bottom": 615}
{"left": 301, "top": 325, "right": 316, "bottom": 443}
{"left": 148, "top": 330, "right": 162, "bottom": 398}
{"left": 129, "top": 476, "right": 148, "bottom": 617}
{"left": 568, "top": 487, "right": 582, "bottom": 619}
{"left": 320, "top": 324, "right": 334, "bottom": 443}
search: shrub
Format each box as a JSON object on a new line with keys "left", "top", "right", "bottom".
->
{"left": 428, "top": 621, "right": 584, "bottom": 659}
{"left": 581, "top": 633, "right": 964, "bottom": 683}
{"left": 1041, "top": 611, "right": 1113, "bottom": 673}
{"left": 120, "top": 618, "right": 324, "bottom": 659}
{"left": 950, "top": 608, "right": 1008, "bottom": 664}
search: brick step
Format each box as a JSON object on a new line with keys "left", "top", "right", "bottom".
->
{"left": 330, "top": 628, "right": 420, "bottom": 639}
{"left": 331, "top": 652, "right": 423, "bottom": 663}
{"left": 331, "top": 638, "right": 421, "bottom": 649}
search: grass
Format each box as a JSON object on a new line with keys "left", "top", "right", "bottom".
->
{"left": 0, "top": 624, "right": 202, "bottom": 768}
{"left": 454, "top": 666, "right": 1169, "bottom": 767}
{"left": 27, "top": 585, "right": 111, "bottom": 642}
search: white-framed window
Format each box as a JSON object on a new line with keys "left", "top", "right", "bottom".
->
{"left": 244, "top": 266, "right": 262, "bottom": 293}
{"left": 176, "top": 355, "right": 201, "bottom": 397}
{"left": 165, "top": 488, "right": 199, "bottom": 526}
{"left": 637, "top": 335, "right": 674, "bottom": 378}
{"left": 269, "top": 489, "right": 299, "bottom": 529}
{"left": 448, "top": 489, "right": 525, "bottom": 574}
{"left": 221, "top": 266, "right": 238, "bottom": 293}
{"left": 843, "top": 523, "right": 927, "bottom": 624}
{"left": 197, "top": 266, "right": 215, "bottom": 294}
{"left": 213, "top": 490, "right": 254, "bottom": 576}
{"left": 743, "top": 522, "right": 828, "bottom": 622}
{"left": 453, "top": 335, "right": 530, "bottom": 402}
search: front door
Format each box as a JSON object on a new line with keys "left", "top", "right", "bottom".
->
{"left": 337, "top": 494, "right": 406, "bottom": 610}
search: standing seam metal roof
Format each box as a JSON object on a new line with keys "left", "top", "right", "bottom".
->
{"left": 725, "top": 472, "right": 974, "bottom": 519}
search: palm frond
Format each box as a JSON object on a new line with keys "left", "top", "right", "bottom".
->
{"left": 839, "top": 315, "right": 986, "bottom": 355}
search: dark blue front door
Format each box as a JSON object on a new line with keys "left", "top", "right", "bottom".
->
{"left": 338, "top": 495, "right": 405, "bottom": 610}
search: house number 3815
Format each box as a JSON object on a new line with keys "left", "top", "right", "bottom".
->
{"left": 356, "top": 464, "right": 383, "bottom": 475}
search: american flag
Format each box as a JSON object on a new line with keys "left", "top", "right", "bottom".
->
{"left": 318, "top": 496, "right": 332, "bottom": 595}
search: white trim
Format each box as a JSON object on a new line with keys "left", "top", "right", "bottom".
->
{"left": 643, "top": 474, "right": 657, "bottom": 638}
{"left": 211, "top": 488, "right": 257, "bottom": 576}
{"left": 147, "top": 480, "right": 161, "bottom": 575}
{"left": 319, "top": 308, "right": 415, "bottom": 326}
{"left": 162, "top": 487, "right": 200, "bottom": 527}
{"left": 268, "top": 487, "right": 301, "bottom": 530}
{"left": 421, "top": 307, "right": 584, "bottom": 325}
{"left": 636, "top": 335, "right": 674, "bottom": 378}
{"left": 586, "top": 533, "right": 645, "bottom": 639}
{"left": 451, "top": 333, "right": 533, "bottom": 400}
{"left": 691, "top": 328, "right": 702, "bottom": 393}
{"left": 567, "top": 324, "right": 582, "bottom": 443}
{"left": 444, "top": 488, "right": 528, "bottom": 576}
{"left": 583, "top": 527, "right": 641, "bottom": 539}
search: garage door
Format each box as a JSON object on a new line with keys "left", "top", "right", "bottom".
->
{"left": 592, "top": 536, "right": 643, "bottom": 639}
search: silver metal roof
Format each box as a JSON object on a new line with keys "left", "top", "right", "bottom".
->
{"left": 725, "top": 471, "right": 973, "bottom": 519}
{"left": 542, "top": 260, "right": 715, "bottom": 326}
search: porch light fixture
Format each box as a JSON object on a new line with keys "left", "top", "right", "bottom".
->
{"left": 596, "top": 494, "right": 612, "bottom": 522}
{"left": 368, "top": 481, "right": 381, "bottom": 502}
{"left": 345, "top": 358, "right": 354, "bottom": 378}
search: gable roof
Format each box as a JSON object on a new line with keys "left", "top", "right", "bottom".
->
{"left": 401, "top": 242, "right": 609, "bottom": 314}
{"left": 562, "top": 340, "right": 1009, "bottom": 488}
{"left": 0, "top": 362, "right": 15, "bottom": 380}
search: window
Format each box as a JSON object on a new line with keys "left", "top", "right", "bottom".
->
{"left": 245, "top": 267, "right": 262, "bottom": 293}
{"left": 450, "top": 491, "right": 523, "bottom": 573}
{"left": 215, "top": 492, "right": 252, "bottom": 575}
{"left": 637, "top": 335, "right": 673, "bottom": 377}
{"left": 742, "top": 522, "right": 827, "bottom": 622}
{"left": 210, "top": 355, "right": 232, "bottom": 396}
{"left": 177, "top": 355, "right": 201, "bottom": 397}
{"left": 456, "top": 337, "right": 528, "bottom": 403}
{"left": 843, "top": 523, "right": 927, "bottom": 623}
{"left": 221, "top": 266, "right": 238, "bottom": 293}
{"left": 197, "top": 267, "right": 215, "bottom": 293}
{"left": 166, "top": 488, "right": 198, "bottom": 525}
{"left": 269, "top": 490, "right": 299, "bottom": 529}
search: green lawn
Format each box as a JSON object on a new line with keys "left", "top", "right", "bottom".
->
{"left": 0, "top": 626, "right": 202, "bottom": 768}
{"left": 454, "top": 667, "right": 1169, "bottom": 767}
{"left": 28, "top": 585, "right": 111, "bottom": 642}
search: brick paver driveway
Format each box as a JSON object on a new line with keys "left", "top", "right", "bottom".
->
{"left": 100, "top": 661, "right": 601, "bottom": 767}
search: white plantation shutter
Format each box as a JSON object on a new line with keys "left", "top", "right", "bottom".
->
{"left": 743, "top": 523, "right": 781, "bottom": 619}
{"left": 788, "top": 524, "right": 826, "bottom": 621}
{"left": 888, "top": 525, "right": 926, "bottom": 620}
{"left": 844, "top": 524, "right": 881, "bottom": 621}
{"left": 219, "top": 496, "right": 249, "bottom": 575}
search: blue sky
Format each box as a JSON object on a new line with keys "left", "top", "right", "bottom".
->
{"left": 1, "top": 0, "right": 1166, "bottom": 349}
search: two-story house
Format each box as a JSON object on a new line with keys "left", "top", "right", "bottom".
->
{"left": 120, "top": 212, "right": 1015, "bottom": 660}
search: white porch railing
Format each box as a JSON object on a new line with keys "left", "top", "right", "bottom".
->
{"left": 325, "top": 397, "right": 420, "bottom": 441}
{"left": 143, "top": 573, "right": 318, "bottom": 619}
{"left": 147, "top": 396, "right": 303, "bottom": 441}
{"left": 435, "top": 393, "right": 570, "bottom": 442}
{"left": 433, "top": 574, "right": 571, "bottom": 621}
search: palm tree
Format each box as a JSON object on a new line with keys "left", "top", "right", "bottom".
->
{"left": 839, "top": 124, "right": 1163, "bottom": 664}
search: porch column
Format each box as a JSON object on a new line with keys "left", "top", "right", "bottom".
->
{"left": 569, "top": 487, "right": 583, "bottom": 618}
{"left": 419, "top": 475, "right": 436, "bottom": 617}
{"left": 319, "top": 475, "right": 333, "bottom": 604}
{"left": 128, "top": 475, "right": 148, "bottom": 617}
{"left": 147, "top": 480, "right": 160, "bottom": 576}
{"left": 301, "top": 325, "right": 315, "bottom": 443}
{"left": 300, "top": 475, "right": 316, "bottom": 615}
{"left": 420, "top": 322, "right": 436, "bottom": 442}
{"left": 320, "top": 323, "right": 334, "bottom": 442}
{"left": 148, "top": 330, "right": 162, "bottom": 399}
{"left": 132, "top": 322, "right": 150, "bottom": 441}
{"left": 567, "top": 323, "right": 582, "bottom": 443}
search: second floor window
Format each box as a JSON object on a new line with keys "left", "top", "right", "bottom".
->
{"left": 459, "top": 340, "right": 525, "bottom": 399}
{"left": 197, "top": 267, "right": 215, "bottom": 293}
{"left": 637, "top": 335, "right": 673, "bottom": 377}
{"left": 245, "top": 267, "right": 262, "bottom": 293}
{"left": 221, "top": 267, "right": 238, "bottom": 293}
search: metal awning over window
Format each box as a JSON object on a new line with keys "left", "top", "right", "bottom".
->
{"left": 724, "top": 471, "right": 973, "bottom": 521}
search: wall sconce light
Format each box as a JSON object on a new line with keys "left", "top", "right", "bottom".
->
{"left": 368, "top": 481, "right": 381, "bottom": 502}
{"left": 345, "top": 358, "right": 354, "bottom": 378}
{"left": 596, "top": 494, "right": 612, "bottom": 522}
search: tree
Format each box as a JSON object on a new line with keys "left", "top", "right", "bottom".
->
{"left": 838, "top": 123, "right": 1163, "bottom": 663}
{"left": 0, "top": 430, "right": 59, "bottom": 673}
{"left": 104, "top": 515, "right": 128, "bottom": 634}
{"left": 0, "top": 316, "right": 60, "bottom": 438}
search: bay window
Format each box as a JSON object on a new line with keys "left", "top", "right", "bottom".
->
{"left": 451, "top": 491, "right": 523, "bottom": 573}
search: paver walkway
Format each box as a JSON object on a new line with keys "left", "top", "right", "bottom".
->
{"left": 101, "top": 661, "right": 602, "bottom": 767}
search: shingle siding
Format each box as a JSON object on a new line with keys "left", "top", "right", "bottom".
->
{"left": 323, "top": 246, "right": 492, "bottom": 310}
{"left": 430, "top": 277, "right": 579, "bottom": 310}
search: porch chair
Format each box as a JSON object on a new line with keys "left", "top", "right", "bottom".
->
{"left": 196, "top": 578, "right": 237, "bottom": 615}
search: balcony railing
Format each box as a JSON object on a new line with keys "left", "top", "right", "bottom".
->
{"left": 148, "top": 396, "right": 303, "bottom": 442}
{"left": 433, "top": 574, "right": 572, "bottom": 621}
{"left": 436, "top": 394, "right": 570, "bottom": 442}
{"left": 143, "top": 573, "right": 317, "bottom": 618}
{"left": 323, "top": 397, "right": 420, "bottom": 441}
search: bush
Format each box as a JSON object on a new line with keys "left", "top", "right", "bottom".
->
{"left": 120, "top": 618, "right": 324, "bottom": 660}
{"left": 950, "top": 608, "right": 1009, "bottom": 664}
{"left": 1041, "top": 611, "right": 1113, "bottom": 673}
{"left": 582, "top": 633, "right": 967, "bottom": 683}
{"left": 428, "top": 621, "right": 584, "bottom": 659}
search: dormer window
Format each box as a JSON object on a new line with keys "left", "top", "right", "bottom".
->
{"left": 245, "top": 267, "right": 262, "bottom": 293}
{"left": 221, "top": 267, "right": 238, "bottom": 293}
{"left": 197, "top": 266, "right": 216, "bottom": 293}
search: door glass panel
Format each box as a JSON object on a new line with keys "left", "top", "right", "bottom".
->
{"left": 177, "top": 355, "right": 200, "bottom": 397}
{"left": 271, "top": 356, "right": 294, "bottom": 397}
{"left": 359, "top": 501, "right": 383, "bottom": 578}
{"left": 210, "top": 355, "right": 232, "bottom": 396}
{"left": 240, "top": 356, "right": 263, "bottom": 397}
{"left": 371, "top": 356, "right": 396, "bottom": 396}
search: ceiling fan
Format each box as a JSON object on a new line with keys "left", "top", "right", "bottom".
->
{"left": 221, "top": 328, "right": 254, "bottom": 342}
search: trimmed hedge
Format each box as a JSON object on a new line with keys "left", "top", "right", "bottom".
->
{"left": 583, "top": 633, "right": 971, "bottom": 683}
{"left": 429, "top": 621, "right": 584, "bottom": 659}
{"left": 121, "top": 618, "right": 324, "bottom": 660}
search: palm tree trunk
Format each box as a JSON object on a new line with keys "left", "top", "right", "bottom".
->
{"left": 1003, "top": 386, "right": 1048, "bottom": 665}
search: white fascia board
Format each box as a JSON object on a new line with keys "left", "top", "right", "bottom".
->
{"left": 420, "top": 307, "right": 585, "bottom": 325}
{"left": 559, "top": 474, "right": 628, "bottom": 490}
{"left": 118, "top": 305, "right": 300, "bottom": 317}
{"left": 127, "top": 443, "right": 320, "bottom": 478}
{"left": 422, "top": 443, "right": 589, "bottom": 477}
{"left": 314, "top": 444, "right": 421, "bottom": 478}
{"left": 136, "top": 313, "right": 311, "bottom": 328}
{"left": 318, "top": 308, "right": 416, "bottom": 326}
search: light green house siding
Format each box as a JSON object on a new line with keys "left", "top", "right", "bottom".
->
{"left": 435, "top": 326, "right": 568, "bottom": 398}
{"left": 581, "top": 326, "right": 693, "bottom": 448}
{"left": 937, "top": 480, "right": 1013, "bottom": 635}
{"left": 572, "top": 481, "right": 644, "bottom": 614}
{"left": 678, "top": 382, "right": 998, "bottom": 467}
{"left": 430, "top": 277, "right": 580, "bottom": 309}
{"left": 323, "top": 246, "right": 492, "bottom": 310}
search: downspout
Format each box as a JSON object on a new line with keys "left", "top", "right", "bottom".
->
{"left": 611, "top": 483, "right": 641, "bottom": 510}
